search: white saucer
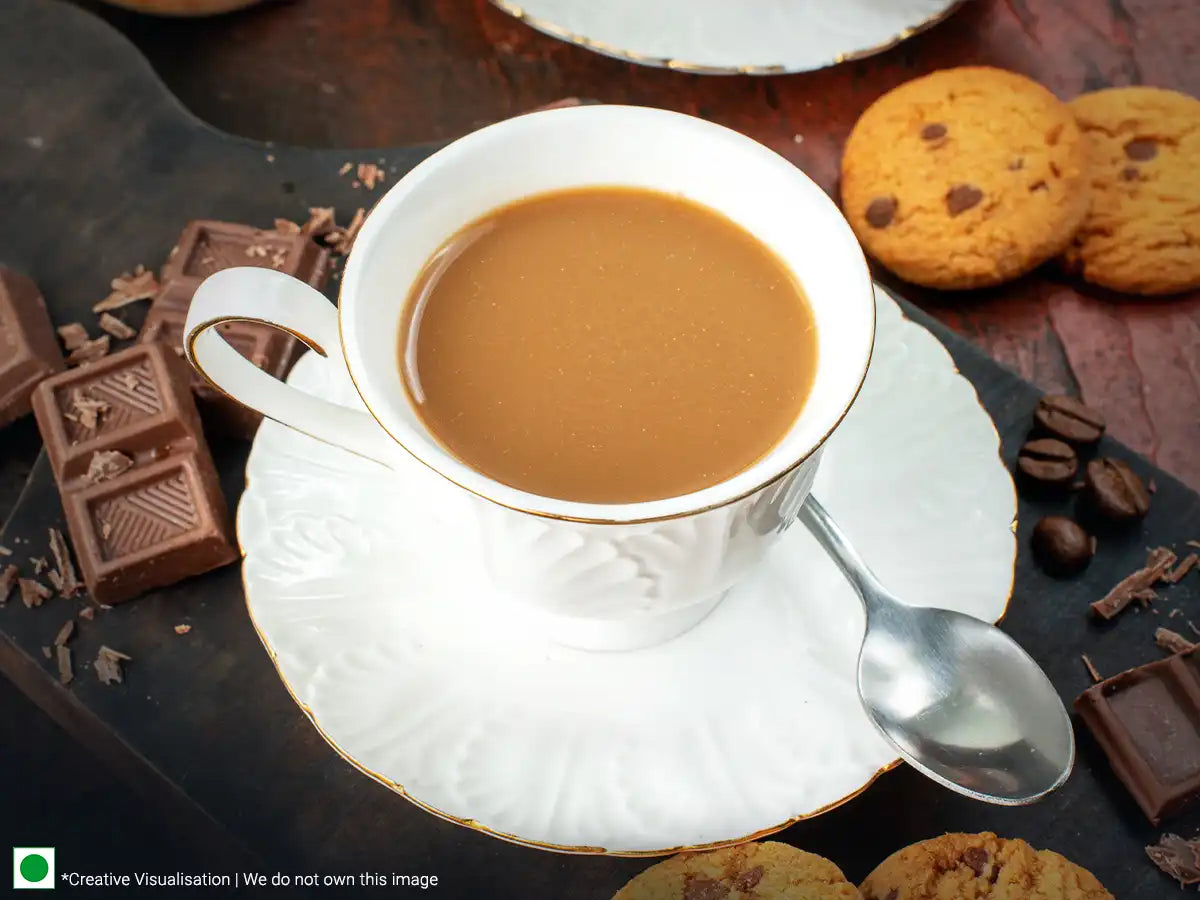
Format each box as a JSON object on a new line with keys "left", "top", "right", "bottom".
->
{"left": 237, "top": 286, "right": 1015, "bottom": 855}
{"left": 489, "top": 0, "right": 964, "bottom": 75}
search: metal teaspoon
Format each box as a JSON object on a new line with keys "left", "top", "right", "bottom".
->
{"left": 798, "top": 496, "right": 1074, "bottom": 804}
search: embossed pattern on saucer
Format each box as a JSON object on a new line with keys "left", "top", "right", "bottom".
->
{"left": 238, "top": 286, "right": 1016, "bottom": 854}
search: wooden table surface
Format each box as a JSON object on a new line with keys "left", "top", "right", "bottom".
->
{"left": 77, "top": 0, "right": 1200, "bottom": 491}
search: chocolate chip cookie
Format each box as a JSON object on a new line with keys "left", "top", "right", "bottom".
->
{"left": 1064, "top": 86, "right": 1200, "bottom": 295}
{"left": 613, "top": 841, "right": 861, "bottom": 899}
{"left": 840, "top": 67, "right": 1090, "bottom": 290}
{"left": 860, "top": 833, "right": 1112, "bottom": 900}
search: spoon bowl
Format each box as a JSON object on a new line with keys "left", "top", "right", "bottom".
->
{"left": 800, "top": 496, "right": 1074, "bottom": 804}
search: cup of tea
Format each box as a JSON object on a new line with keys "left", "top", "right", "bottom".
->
{"left": 184, "top": 105, "right": 875, "bottom": 651}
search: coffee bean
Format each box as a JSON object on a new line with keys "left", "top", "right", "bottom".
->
{"left": 921, "top": 122, "right": 947, "bottom": 141}
{"left": 866, "top": 196, "right": 896, "bottom": 228}
{"left": 1034, "top": 394, "right": 1105, "bottom": 444}
{"left": 1085, "top": 458, "right": 1150, "bottom": 524}
{"left": 946, "top": 184, "right": 983, "bottom": 216}
{"left": 1125, "top": 138, "right": 1157, "bottom": 161}
{"left": 1017, "top": 438, "right": 1077, "bottom": 484}
{"left": 1032, "top": 516, "right": 1093, "bottom": 577}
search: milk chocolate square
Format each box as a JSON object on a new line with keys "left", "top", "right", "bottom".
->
{"left": 0, "top": 267, "right": 64, "bottom": 427}
{"left": 144, "top": 220, "right": 328, "bottom": 438}
{"left": 160, "top": 219, "right": 329, "bottom": 289}
{"left": 30, "top": 342, "right": 235, "bottom": 604}
{"left": 1076, "top": 649, "right": 1200, "bottom": 824}
{"left": 62, "top": 455, "right": 235, "bottom": 604}
{"left": 31, "top": 342, "right": 202, "bottom": 485}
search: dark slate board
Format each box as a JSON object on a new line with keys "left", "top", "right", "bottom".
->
{"left": 1, "top": 2, "right": 1198, "bottom": 898}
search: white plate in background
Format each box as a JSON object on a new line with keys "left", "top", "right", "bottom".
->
{"left": 490, "top": 0, "right": 964, "bottom": 74}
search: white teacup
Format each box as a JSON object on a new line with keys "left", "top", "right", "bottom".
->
{"left": 184, "top": 105, "right": 875, "bottom": 652}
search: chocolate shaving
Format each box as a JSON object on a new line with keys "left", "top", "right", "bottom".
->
{"left": 1146, "top": 833, "right": 1200, "bottom": 886}
{"left": 1155, "top": 628, "right": 1195, "bottom": 654}
{"left": 337, "top": 162, "right": 353, "bottom": 176}
{"left": 93, "top": 265, "right": 159, "bottom": 312}
{"left": 326, "top": 207, "right": 365, "bottom": 256}
{"left": 86, "top": 450, "right": 134, "bottom": 484}
{"left": 56, "top": 644, "right": 72, "bottom": 684}
{"left": 245, "top": 244, "right": 269, "bottom": 259}
{"left": 1165, "top": 553, "right": 1198, "bottom": 584}
{"left": 65, "top": 389, "right": 109, "bottom": 431}
{"left": 301, "top": 206, "right": 337, "bottom": 238}
{"left": 31, "top": 557, "right": 47, "bottom": 574}
{"left": 174, "top": 624, "right": 192, "bottom": 635}
{"left": 95, "top": 645, "right": 131, "bottom": 685}
{"left": 0, "top": 545, "right": 10, "bottom": 556}
{"left": 78, "top": 606, "right": 95, "bottom": 621}
{"left": 97, "top": 312, "right": 136, "bottom": 340}
{"left": 47, "top": 528, "right": 81, "bottom": 598}
{"left": 65, "top": 335, "right": 111, "bottom": 366}
{"left": 0, "top": 564, "right": 17, "bottom": 605}
{"left": 54, "top": 619, "right": 75, "bottom": 647}
{"left": 1091, "top": 547, "right": 1177, "bottom": 620}
{"left": 19, "top": 578, "right": 50, "bottom": 608}
{"left": 1191, "top": 620, "right": 1200, "bottom": 638}
{"left": 273, "top": 218, "right": 301, "bottom": 236}
{"left": 1188, "top": 540, "right": 1200, "bottom": 551}
{"left": 1149, "top": 546, "right": 1178, "bottom": 570}
{"left": 1133, "top": 587, "right": 1159, "bottom": 606}
{"left": 41, "top": 646, "right": 51, "bottom": 659}
{"left": 56, "top": 322, "right": 90, "bottom": 350}
{"left": 356, "top": 162, "right": 384, "bottom": 190}
{"left": 271, "top": 250, "right": 287, "bottom": 269}
{"left": 1082, "top": 654, "right": 1102, "bottom": 683}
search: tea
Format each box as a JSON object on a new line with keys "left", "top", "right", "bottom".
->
{"left": 399, "top": 187, "right": 817, "bottom": 504}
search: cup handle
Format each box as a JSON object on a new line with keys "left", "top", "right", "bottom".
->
{"left": 184, "top": 267, "right": 395, "bottom": 467}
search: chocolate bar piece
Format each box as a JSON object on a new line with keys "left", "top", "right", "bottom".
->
{"left": 0, "top": 267, "right": 64, "bottom": 427}
{"left": 142, "top": 220, "right": 329, "bottom": 438}
{"left": 1075, "top": 648, "right": 1200, "bottom": 824}
{"left": 31, "top": 342, "right": 236, "bottom": 604}
{"left": 160, "top": 219, "right": 329, "bottom": 290}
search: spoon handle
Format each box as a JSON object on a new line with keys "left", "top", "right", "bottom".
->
{"left": 798, "top": 496, "right": 889, "bottom": 616}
